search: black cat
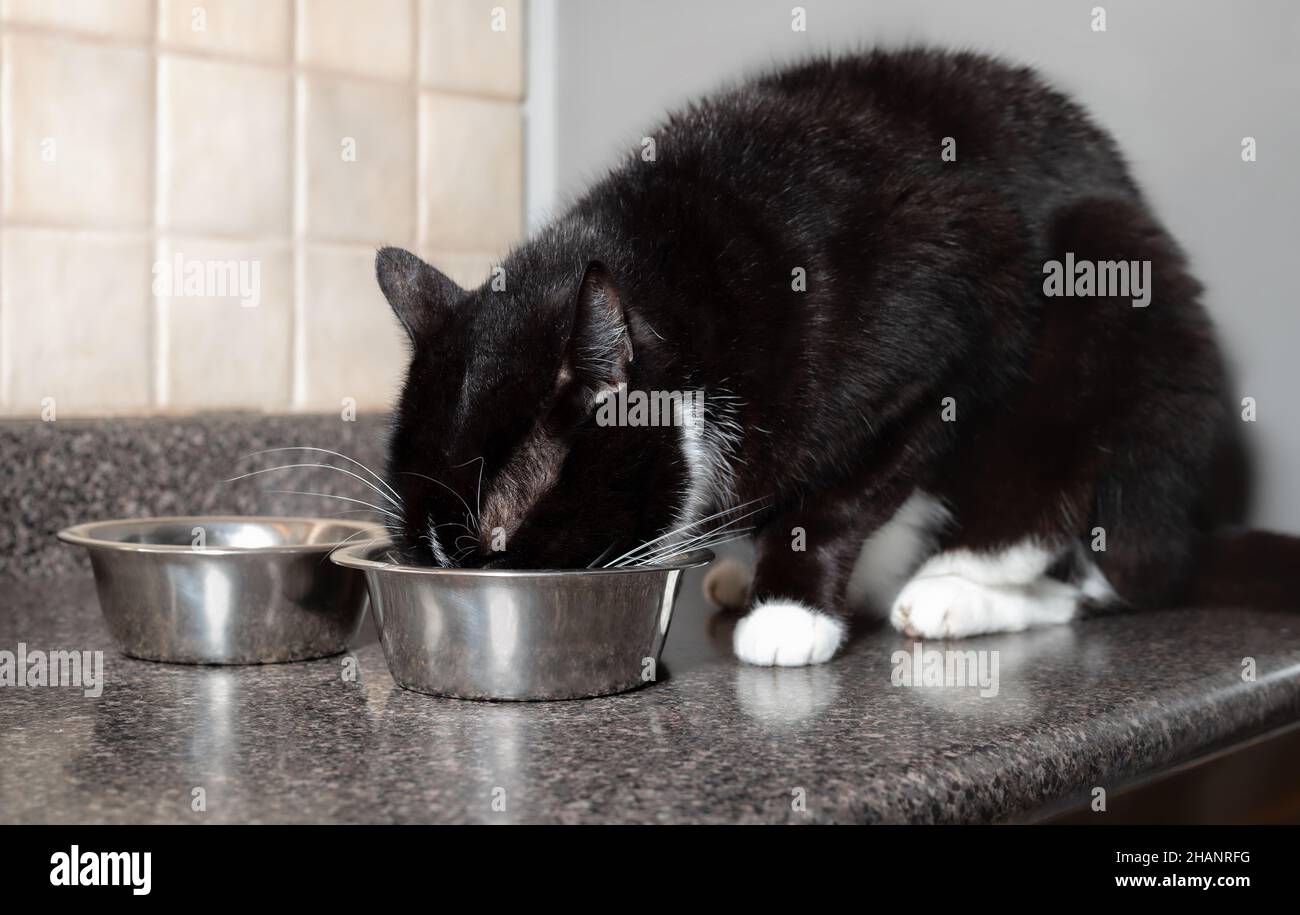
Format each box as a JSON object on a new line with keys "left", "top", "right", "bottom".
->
{"left": 376, "top": 48, "right": 1293, "bottom": 666}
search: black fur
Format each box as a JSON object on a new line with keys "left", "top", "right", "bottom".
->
{"left": 378, "top": 48, "right": 1250, "bottom": 622}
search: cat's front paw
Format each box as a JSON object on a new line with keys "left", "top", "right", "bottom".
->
{"left": 733, "top": 600, "right": 845, "bottom": 667}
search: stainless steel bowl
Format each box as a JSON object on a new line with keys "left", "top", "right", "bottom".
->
{"left": 331, "top": 541, "right": 713, "bottom": 700}
{"left": 58, "top": 516, "right": 376, "bottom": 664}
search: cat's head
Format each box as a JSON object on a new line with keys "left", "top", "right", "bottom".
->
{"left": 375, "top": 246, "right": 683, "bottom": 569}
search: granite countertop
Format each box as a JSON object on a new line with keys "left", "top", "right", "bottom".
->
{"left": 3, "top": 415, "right": 1299, "bottom": 823}
{"left": 4, "top": 568, "right": 1300, "bottom": 824}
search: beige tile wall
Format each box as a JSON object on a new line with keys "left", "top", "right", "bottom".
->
{"left": 0, "top": 0, "right": 525, "bottom": 416}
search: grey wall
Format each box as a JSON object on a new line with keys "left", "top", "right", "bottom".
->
{"left": 538, "top": 0, "right": 1300, "bottom": 533}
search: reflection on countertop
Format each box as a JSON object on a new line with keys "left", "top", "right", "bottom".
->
{"left": 3, "top": 571, "right": 1299, "bottom": 824}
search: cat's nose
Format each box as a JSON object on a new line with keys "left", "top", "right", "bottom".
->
{"left": 480, "top": 555, "right": 512, "bottom": 569}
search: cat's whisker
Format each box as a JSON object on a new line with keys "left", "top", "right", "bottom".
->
{"left": 629, "top": 530, "right": 755, "bottom": 567}
{"left": 606, "top": 498, "right": 770, "bottom": 567}
{"left": 451, "top": 455, "right": 486, "bottom": 525}
{"left": 603, "top": 496, "right": 770, "bottom": 567}
{"left": 619, "top": 518, "right": 758, "bottom": 568}
{"left": 224, "top": 462, "right": 401, "bottom": 509}
{"left": 241, "top": 446, "right": 401, "bottom": 504}
{"left": 322, "top": 525, "right": 386, "bottom": 565}
{"left": 262, "top": 488, "right": 401, "bottom": 521}
{"left": 588, "top": 541, "right": 619, "bottom": 568}
{"left": 613, "top": 505, "right": 767, "bottom": 567}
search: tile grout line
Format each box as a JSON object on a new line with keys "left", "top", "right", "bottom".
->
{"left": 291, "top": 0, "right": 305, "bottom": 410}
{"left": 0, "top": 18, "right": 525, "bottom": 103}
{"left": 414, "top": 0, "right": 425, "bottom": 253}
{"left": 1, "top": 18, "right": 8, "bottom": 410}
{"left": 150, "top": 0, "right": 165, "bottom": 409}
{"left": 0, "top": 217, "right": 493, "bottom": 259}
{"left": 0, "top": 218, "right": 445, "bottom": 250}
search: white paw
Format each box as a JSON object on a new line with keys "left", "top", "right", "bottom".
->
{"left": 733, "top": 600, "right": 845, "bottom": 667}
{"left": 703, "top": 557, "right": 753, "bottom": 609}
{"left": 890, "top": 574, "right": 1078, "bottom": 639}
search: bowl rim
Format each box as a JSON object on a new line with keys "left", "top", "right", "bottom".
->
{"left": 56, "top": 515, "right": 381, "bottom": 556}
{"left": 330, "top": 538, "right": 715, "bottom": 577}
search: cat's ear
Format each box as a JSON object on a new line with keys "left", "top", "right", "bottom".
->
{"left": 375, "top": 246, "right": 464, "bottom": 341}
{"left": 567, "top": 261, "right": 632, "bottom": 388}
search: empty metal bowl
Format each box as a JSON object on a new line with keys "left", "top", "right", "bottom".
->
{"left": 331, "top": 541, "right": 713, "bottom": 700}
{"left": 58, "top": 516, "right": 377, "bottom": 664}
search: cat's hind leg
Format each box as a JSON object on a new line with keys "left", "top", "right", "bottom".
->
{"left": 889, "top": 541, "right": 1086, "bottom": 638}
{"left": 887, "top": 195, "right": 1224, "bottom": 638}
{"left": 846, "top": 489, "right": 952, "bottom": 615}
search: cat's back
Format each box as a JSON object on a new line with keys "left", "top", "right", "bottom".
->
{"left": 650, "top": 48, "right": 1137, "bottom": 207}
{"left": 572, "top": 47, "right": 1147, "bottom": 315}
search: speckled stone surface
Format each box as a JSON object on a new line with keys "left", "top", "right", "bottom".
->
{"left": 3, "top": 414, "right": 1300, "bottom": 822}
{"left": 0, "top": 415, "right": 390, "bottom": 578}
{"left": 3, "top": 571, "right": 1299, "bottom": 823}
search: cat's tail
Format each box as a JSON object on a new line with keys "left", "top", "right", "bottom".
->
{"left": 1183, "top": 530, "right": 1300, "bottom": 611}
